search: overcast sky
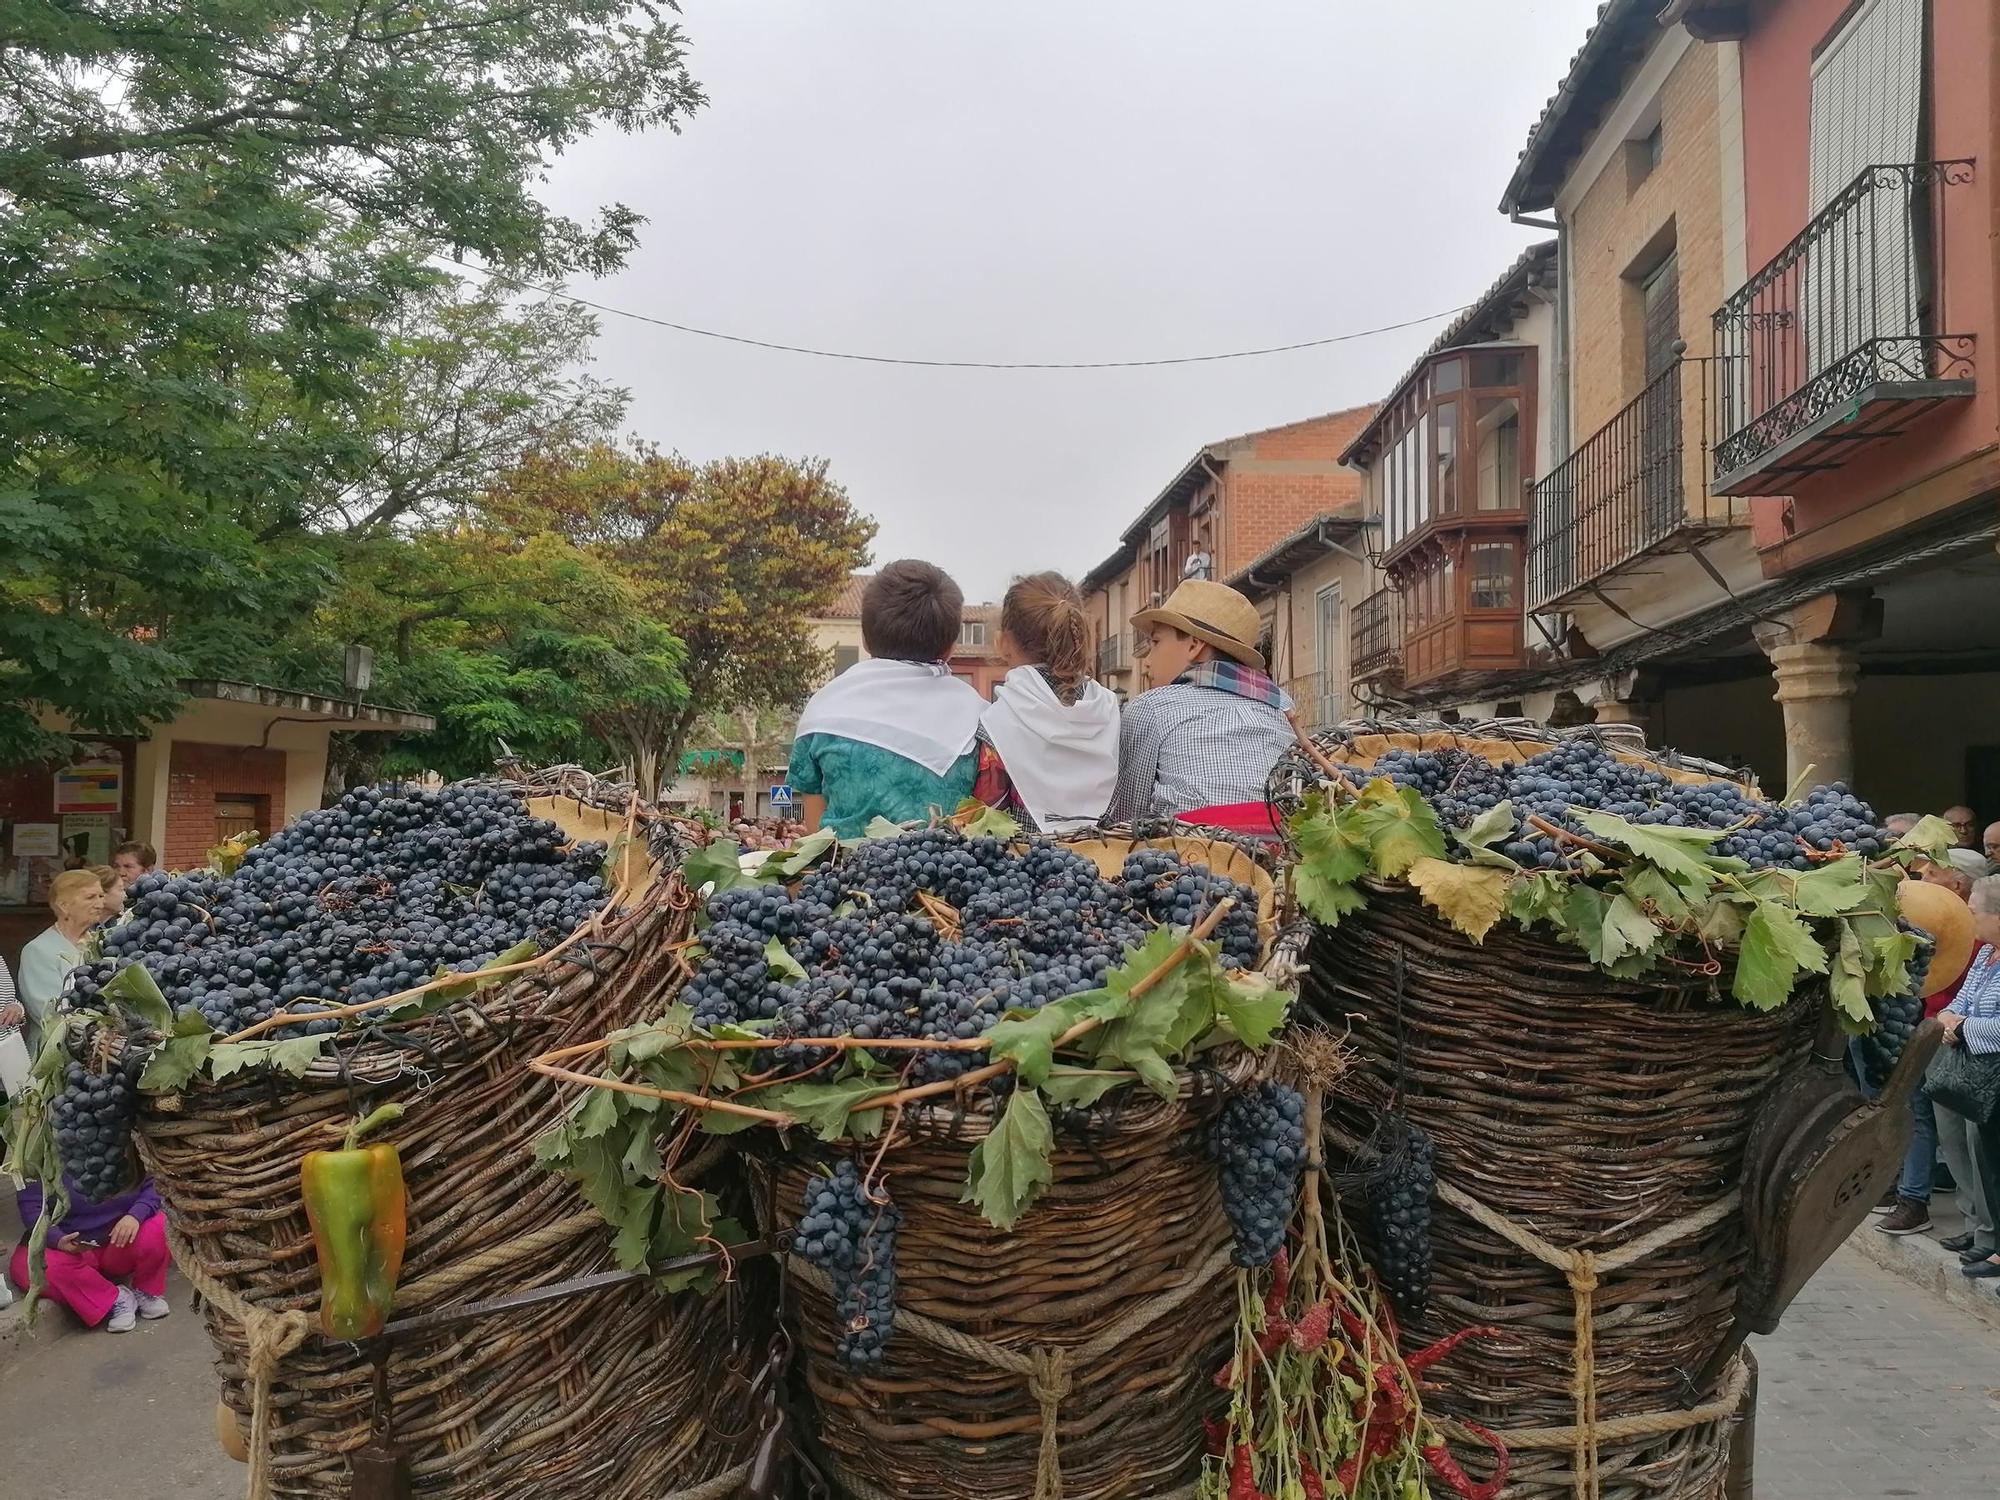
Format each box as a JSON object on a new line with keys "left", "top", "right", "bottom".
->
{"left": 543, "top": 0, "right": 1604, "bottom": 601}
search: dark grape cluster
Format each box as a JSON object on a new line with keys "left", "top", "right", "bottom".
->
{"left": 49, "top": 1043, "right": 147, "bottom": 1200}
{"left": 1365, "top": 1122, "right": 1435, "bottom": 1319}
{"left": 686, "top": 829, "right": 1260, "bottom": 1084}
{"left": 1213, "top": 1082, "right": 1306, "bottom": 1267}
{"left": 1120, "top": 849, "right": 1263, "bottom": 968}
{"left": 1351, "top": 741, "right": 1886, "bottom": 874}
{"left": 65, "top": 782, "right": 610, "bottom": 1038}
{"left": 792, "top": 1159, "right": 900, "bottom": 1365}
{"left": 1853, "top": 932, "right": 1933, "bottom": 1092}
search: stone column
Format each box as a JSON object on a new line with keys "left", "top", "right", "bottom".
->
{"left": 1762, "top": 640, "right": 1862, "bottom": 790}
{"left": 1752, "top": 590, "right": 1879, "bottom": 792}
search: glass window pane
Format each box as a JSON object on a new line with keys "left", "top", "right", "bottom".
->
{"left": 1475, "top": 397, "right": 1522, "bottom": 511}
{"left": 1469, "top": 542, "right": 1518, "bottom": 610}
{"left": 1432, "top": 400, "right": 1460, "bottom": 515}
{"left": 1432, "top": 358, "right": 1463, "bottom": 395}
{"left": 1470, "top": 351, "right": 1522, "bottom": 389}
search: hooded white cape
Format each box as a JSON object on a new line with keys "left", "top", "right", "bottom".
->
{"left": 980, "top": 667, "right": 1121, "bottom": 832}
{"left": 795, "top": 657, "right": 985, "bottom": 776}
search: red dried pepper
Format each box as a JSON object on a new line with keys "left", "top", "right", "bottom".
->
{"left": 1228, "top": 1442, "right": 1260, "bottom": 1500}
{"left": 1264, "top": 1246, "right": 1292, "bottom": 1317}
{"left": 1422, "top": 1421, "right": 1510, "bottom": 1500}
{"left": 1203, "top": 1416, "right": 1230, "bottom": 1458}
{"left": 1300, "top": 1461, "right": 1327, "bottom": 1500}
{"left": 1405, "top": 1324, "right": 1501, "bottom": 1377}
{"left": 1290, "top": 1301, "right": 1333, "bottom": 1354}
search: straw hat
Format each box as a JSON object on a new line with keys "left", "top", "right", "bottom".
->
{"left": 1897, "top": 877, "right": 1977, "bottom": 997}
{"left": 1132, "top": 580, "right": 1266, "bottom": 670}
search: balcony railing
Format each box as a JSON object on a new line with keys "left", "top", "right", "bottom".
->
{"left": 1096, "top": 632, "right": 1129, "bottom": 676}
{"left": 1710, "top": 160, "right": 1975, "bottom": 494}
{"left": 1527, "top": 358, "right": 1749, "bottom": 613}
{"left": 1350, "top": 588, "right": 1401, "bottom": 678}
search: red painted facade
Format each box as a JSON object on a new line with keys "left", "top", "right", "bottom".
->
{"left": 1730, "top": 0, "right": 2000, "bottom": 570}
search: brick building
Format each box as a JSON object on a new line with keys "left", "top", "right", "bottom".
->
{"left": 2, "top": 680, "right": 431, "bottom": 973}
{"left": 1080, "top": 406, "right": 1375, "bottom": 698}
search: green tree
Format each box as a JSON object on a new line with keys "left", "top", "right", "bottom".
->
{"left": 0, "top": 0, "right": 702, "bottom": 759}
{"left": 488, "top": 444, "right": 877, "bottom": 769}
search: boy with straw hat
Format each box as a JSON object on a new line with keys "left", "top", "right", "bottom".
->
{"left": 1107, "top": 579, "right": 1296, "bottom": 823}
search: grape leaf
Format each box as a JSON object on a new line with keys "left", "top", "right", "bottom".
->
{"left": 532, "top": 1123, "right": 574, "bottom": 1167}
{"left": 773, "top": 827, "right": 839, "bottom": 875}
{"left": 1575, "top": 811, "right": 1722, "bottom": 883}
{"left": 621, "top": 1122, "right": 663, "bottom": 1184}
{"left": 861, "top": 816, "right": 907, "bottom": 841}
{"left": 1039, "top": 1066, "right": 1134, "bottom": 1109}
{"left": 611, "top": 1185, "right": 659, "bottom": 1271}
{"left": 98, "top": 961, "right": 173, "bottom": 1033}
{"left": 1733, "top": 900, "right": 1828, "bottom": 1010}
{"left": 963, "top": 1087, "right": 1055, "bottom": 1230}
{"left": 763, "top": 936, "right": 807, "bottom": 982}
{"left": 989, "top": 987, "right": 1118, "bottom": 1085}
{"left": 573, "top": 1085, "right": 621, "bottom": 1140}
{"left": 953, "top": 798, "right": 1023, "bottom": 840}
{"left": 1351, "top": 779, "right": 1448, "bottom": 879}
{"left": 1894, "top": 815, "right": 1956, "bottom": 860}
{"left": 1405, "top": 857, "right": 1510, "bottom": 943}
{"left": 1456, "top": 799, "right": 1519, "bottom": 853}
{"left": 206, "top": 1035, "right": 326, "bottom": 1080}
{"left": 1087, "top": 927, "right": 1202, "bottom": 1099}
{"left": 1294, "top": 863, "right": 1365, "bottom": 925}
{"left": 773, "top": 1077, "right": 897, "bottom": 1141}
{"left": 1865, "top": 928, "right": 1922, "bottom": 998}
{"left": 610, "top": 1006, "right": 696, "bottom": 1067}
{"left": 1624, "top": 862, "right": 1693, "bottom": 924}
{"left": 139, "top": 1012, "right": 213, "bottom": 1093}
{"left": 1288, "top": 792, "right": 1371, "bottom": 885}
{"left": 1559, "top": 887, "right": 1662, "bottom": 968}
{"left": 1829, "top": 922, "right": 1873, "bottom": 1031}
{"left": 1787, "top": 858, "right": 1869, "bottom": 918}
{"left": 681, "top": 839, "right": 756, "bottom": 894}
{"left": 1215, "top": 973, "right": 1292, "bottom": 1051}
{"left": 1695, "top": 896, "right": 1750, "bottom": 947}
{"left": 1507, "top": 871, "right": 1568, "bottom": 928}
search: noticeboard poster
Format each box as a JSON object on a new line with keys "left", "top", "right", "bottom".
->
{"left": 55, "top": 749, "right": 123, "bottom": 817}
{"left": 62, "top": 812, "right": 114, "bottom": 865}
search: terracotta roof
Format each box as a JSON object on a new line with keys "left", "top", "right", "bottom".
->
{"left": 816, "top": 572, "right": 871, "bottom": 620}
{"left": 1340, "top": 240, "right": 1558, "bottom": 465}
{"left": 1500, "top": 0, "right": 1663, "bottom": 214}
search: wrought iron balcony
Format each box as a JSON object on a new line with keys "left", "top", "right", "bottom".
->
{"left": 1710, "top": 161, "right": 1975, "bottom": 495}
{"left": 1527, "top": 358, "right": 1750, "bottom": 613}
{"left": 1350, "top": 588, "right": 1401, "bottom": 678}
{"left": 1096, "top": 631, "right": 1129, "bottom": 676}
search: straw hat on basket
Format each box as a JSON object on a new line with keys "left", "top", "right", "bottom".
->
{"left": 1132, "top": 580, "right": 1267, "bottom": 670}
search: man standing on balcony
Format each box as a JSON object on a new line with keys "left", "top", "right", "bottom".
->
{"left": 1108, "top": 580, "right": 1295, "bottom": 825}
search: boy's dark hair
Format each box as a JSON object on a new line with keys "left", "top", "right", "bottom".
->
{"left": 862, "top": 560, "right": 963, "bottom": 662}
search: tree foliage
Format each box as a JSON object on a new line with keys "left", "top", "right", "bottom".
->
{"left": 0, "top": 0, "right": 701, "bottom": 759}
{"left": 489, "top": 445, "right": 877, "bottom": 765}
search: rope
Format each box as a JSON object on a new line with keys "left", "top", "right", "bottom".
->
{"left": 392, "top": 1212, "right": 600, "bottom": 1308}
{"left": 1325, "top": 1124, "right": 1745, "bottom": 1500}
{"left": 168, "top": 1227, "right": 314, "bottom": 1500}
{"left": 789, "top": 1243, "right": 1235, "bottom": 1498}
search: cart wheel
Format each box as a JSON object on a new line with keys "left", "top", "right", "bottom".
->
{"left": 217, "top": 1399, "right": 248, "bottom": 1463}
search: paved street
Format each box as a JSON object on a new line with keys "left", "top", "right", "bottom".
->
{"left": 2, "top": 1245, "right": 1995, "bottom": 1497}
{"left": 1750, "top": 1248, "right": 2000, "bottom": 1500}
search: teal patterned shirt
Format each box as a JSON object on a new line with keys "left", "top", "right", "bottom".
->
{"left": 788, "top": 733, "right": 977, "bottom": 838}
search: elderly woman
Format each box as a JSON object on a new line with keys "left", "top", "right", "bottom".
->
{"left": 16, "top": 868, "right": 101, "bottom": 1062}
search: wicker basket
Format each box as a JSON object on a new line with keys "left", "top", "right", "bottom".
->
{"left": 136, "top": 783, "right": 761, "bottom": 1500}
{"left": 1280, "top": 725, "right": 1808, "bottom": 1500}
{"left": 755, "top": 829, "right": 1285, "bottom": 1500}
{"left": 767, "top": 1050, "right": 1257, "bottom": 1500}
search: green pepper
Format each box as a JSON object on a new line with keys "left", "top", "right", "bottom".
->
{"left": 302, "top": 1103, "right": 408, "bottom": 1340}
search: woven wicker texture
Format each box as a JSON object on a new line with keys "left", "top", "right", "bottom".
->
{"left": 768, "top": 1052, "right": 1254, "bottom": 1500}
{"left": 137, "top": 864, "right": 760, "bottom": 1497}
{"left": 759, "top": 830, "right": 1282, "bottom": 1500}
{"left": 1302, "top": 884, "right": 1809, "bottom": 1500}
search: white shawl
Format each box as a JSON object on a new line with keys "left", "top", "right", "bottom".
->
{"left": 980, "top": 667, "right": 1121, "bottom": 832}
{"left": 794, "top": 657, "right": 985, "bottom": 776}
